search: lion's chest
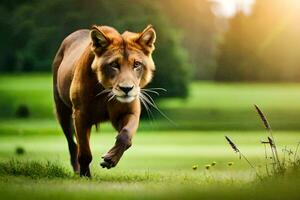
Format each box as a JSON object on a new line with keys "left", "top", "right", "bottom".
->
{"left": 89, "top": 98, "right": 110, "bottom": 124}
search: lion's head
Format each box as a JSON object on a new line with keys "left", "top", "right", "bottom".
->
{"left": 90, "top": 25, "right": 156, "bottom": 103}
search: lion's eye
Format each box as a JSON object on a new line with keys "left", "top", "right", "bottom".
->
{"left": 110, "top": 61, "right": 120, "bottom": 70}
{"left": 133, "top": 61, "right": 143, "bottom": 69}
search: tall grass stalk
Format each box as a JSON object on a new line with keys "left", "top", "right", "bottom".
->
{"left": 225, "top": 106, "right": 300, "bottom": 180}
{"left": 254, "top": 105, "right": 281, "bottom": 169}
{"left": 294, "top": 142, "right": 300, "bottom": 162}
{"left": 225, "top": 136, "right": 262, "bottom": 180}
{"left": 261, "top": 140, "right": 270, "bottom": 176}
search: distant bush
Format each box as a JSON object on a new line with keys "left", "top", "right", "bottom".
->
{"left": 15, "top": 104, "right": 30, "bottom": 118}
{"left": 15, "top": 146, "right": 25, "bottom": 155}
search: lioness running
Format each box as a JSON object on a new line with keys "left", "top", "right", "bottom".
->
{"left": 52, "top": 25, "right": 156, "bottom": 177}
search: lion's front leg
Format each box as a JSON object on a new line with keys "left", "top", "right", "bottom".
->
{"left": 100, "top": 114, "right": 139, "bottom": 169}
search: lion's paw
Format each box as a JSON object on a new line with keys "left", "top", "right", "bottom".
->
{"left": 100, "top": 156, "right": 117, "bottom": 169}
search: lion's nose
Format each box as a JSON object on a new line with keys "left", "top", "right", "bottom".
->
{"left": 119, "top": 85, "right": 134, "bottom": 95}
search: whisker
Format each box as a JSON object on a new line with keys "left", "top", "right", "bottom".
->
{"left": 139, "top": 95, "right": 155, "bottom": 123}
{"left": 140, "top": 93, "right": 176, "bottom": 126}
{"left": 107, "top": 92, "right": 115, "bottom": 102}
{"left": 96, "top": 89, "right": 111, "bottom": 97}
{"left": 107, "top": 91, "right": 113, "bottom": 97}
{"left": 141, "top": 89, "right": 160, "bottom": 96}
{"left": 108, "top": 95, "right": 115, "bottom": 102}
{"left": 141, "top": 91, "right": 157, "bottom": 105}
{"left": 145, "top": 88, "right": 167, "bottom": 92}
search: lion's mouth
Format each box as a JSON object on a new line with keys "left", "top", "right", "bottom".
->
{"left": 116, "top": 95, "right": 136, "bottom": 103}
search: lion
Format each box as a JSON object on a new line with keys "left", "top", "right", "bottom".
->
{"left": 52, "top": 25, "right": 156, "bottom": 177}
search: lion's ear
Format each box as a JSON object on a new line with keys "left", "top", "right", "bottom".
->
{"left": 137, "top": 25, "right": 156, "bottom": 53}
{"left": 90, "top": 26, "right": 111, "bottom": 52}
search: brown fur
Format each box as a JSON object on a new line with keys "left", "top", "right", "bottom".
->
{"left": 53, "top": 25, "right": 156, "bottom": 177}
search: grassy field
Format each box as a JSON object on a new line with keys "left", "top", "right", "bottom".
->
{"left": 0, "top": 131, "right": 300, "bottom": 200}
{"left": 0, "top": 74, "right": 300, "bottom": 199}
{"left": 2, "top": 74, "right": 300, "bottom": 130}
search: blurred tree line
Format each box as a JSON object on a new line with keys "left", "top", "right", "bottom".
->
{"left": 215, "top": 0, "right": 300, "bottom": 81}
{"left": 0, "top": 0, "right": 217, "bottom": 98}
{"left": 2, "top": 0, "right": 300, "bottom": 94}
{"left": 158, "top": 0, "right": 216, "bottom": 80}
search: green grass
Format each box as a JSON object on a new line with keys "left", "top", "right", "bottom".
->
{"left": 160, "top": 82, "right": 300, "bottom": 130}
{"left": 0, "top": 74, "right": 300, "bottom": 199}
{"left": 0, "top": 162, "right": 299, "bottom": 200}
{"left": 0, "top": 74, "right": 53, "bottom": 119}
{"left": 0, "top": 131, "right": 299, "bottom": 199}
{"left": 1, "top": 167, "right": 299, "bottom": 200}
{"left": 0, "top": 160, "right": 71, "bottom": 178}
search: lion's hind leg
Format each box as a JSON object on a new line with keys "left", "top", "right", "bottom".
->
{"left": 54, "top": 92, "right": 79, "bottom": 173}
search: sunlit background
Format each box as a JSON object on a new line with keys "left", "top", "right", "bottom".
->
{"left": 212, "top": 0, "right": 255, "bottom": 17}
